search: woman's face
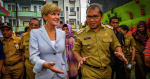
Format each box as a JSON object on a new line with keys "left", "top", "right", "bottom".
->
{"left": 117, "top": 27, "right": 121, "bottom": 31}
{"left": 43, "top": 11, "right": 60, "bottom": 26}
{"left": 138, "top": 25, "right": 145, "bottom": 32}
{"left": 120, "top": 28, "right": 127, "bottom": 35}
{"left": 62, "top": 27, "right": 69, "bottom": 36}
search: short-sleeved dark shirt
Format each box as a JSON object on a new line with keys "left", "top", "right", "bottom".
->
{"left": 110, "top": 31, "right": 125, "bottom": 65}
{"left": 0, "top": 40, "right": 5, "bottom": 59}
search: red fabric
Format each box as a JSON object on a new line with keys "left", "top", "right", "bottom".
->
{"left": 146, "top": 17, "right": 150, "bottom": 32}
{"left": 144, "top": 39, "right": 150, "bottom": 55}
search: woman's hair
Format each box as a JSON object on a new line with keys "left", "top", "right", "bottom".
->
{"left": 41, "top": 3, "right": 61, "bottom": 24}
{"left": 119, "top": 25, "right": 129, "bottom": 33}
{"left": 137, "top": 21, "right": 147, "bottom": 34}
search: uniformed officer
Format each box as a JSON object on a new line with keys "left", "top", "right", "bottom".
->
{"left": 119, "top": 25, "right": 136, "bottom": 79}
{"left": 0, "top": 22, "right": 24, "bottom": 79}
{"left": 73, "top": 3, "right": 128, "bottom": 79}
{"left": 20, "top": 18, "right": 40, "bottom": 79}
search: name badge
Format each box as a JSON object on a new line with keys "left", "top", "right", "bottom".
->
{"left": 15, "top": 44, "right": 19, "bottom": 49}
{"left": 84, "top": 37, "right": 91, "bottom": 40}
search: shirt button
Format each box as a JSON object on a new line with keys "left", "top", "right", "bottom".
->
{"left": 53, "top": 53, "right": 56, "bottom": 55}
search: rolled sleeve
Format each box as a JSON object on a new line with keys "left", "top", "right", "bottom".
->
{"left": 29, "top": 30, "right": 46, "bottom": 73}
{"left": 111, "top": 33, "right": 121, "bottom": 50}
{"left": 73, "top": 36, "right": 82, "bottom": 53}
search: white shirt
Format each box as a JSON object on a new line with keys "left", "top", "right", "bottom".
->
{"left": 51, "top": 41, "right": 56, "bottom": 46}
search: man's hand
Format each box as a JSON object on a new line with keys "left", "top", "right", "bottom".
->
{"left": 44, "top": 62, "right": 64, "bottom": 74}
{"left": 2, "top": 65, "right": 7, "bottom": 74}
{"left": 131, "top": 61, "right": 135, "bottom": 67}
{"left": 77, "top": 56, "right": 91, "bottom": 69}
{"left": 114, "top": 52, "right": 128, "bottom": 64}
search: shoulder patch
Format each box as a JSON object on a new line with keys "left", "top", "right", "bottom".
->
{"left": 22, "top": 32, "right": 29, "bottom": 36}
{"left": 105, "top": 25, "right": 113, "bottom": 30}
{"left": 77, "top": 28, "right": 85, "bottom": 35}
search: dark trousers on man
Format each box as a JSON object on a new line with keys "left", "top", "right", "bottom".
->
{"left": 110, "top": 56, "right": 125, "bottom": 79}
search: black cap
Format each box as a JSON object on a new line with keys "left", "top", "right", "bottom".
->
{"left": 0, "top": 22, "right": 12, "bottom": 29}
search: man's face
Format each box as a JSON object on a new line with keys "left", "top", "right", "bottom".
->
{"left": 1, "top": 27, "right": 13, "bottom": 38}
{"left": 86, "top": 7, "right": 103, "bottom": 29}
{"left": 109, "top": 19, "right": 119, "bottom": 30}
{"left": 29, "top": 20, "right": 40, "bottom": 30}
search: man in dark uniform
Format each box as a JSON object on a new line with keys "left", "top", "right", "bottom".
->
{"left": 109, "top": 16, "right": 125, "bottom": 79}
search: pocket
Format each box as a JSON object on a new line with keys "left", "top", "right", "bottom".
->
{"left": 61, "top": 60, "right": 65, "bottom": 65}
{"left": 102, "top": 36, "right": 112, "bottom": 50}
{"left": 82, "top": 39, "right": 93, "bottom": 51}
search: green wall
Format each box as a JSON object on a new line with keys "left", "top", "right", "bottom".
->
{"left": 13, "top": 26, "right": 25, "bottom": 32}
{"left": 102, "top": 0, "right": 150, "bottom": 27}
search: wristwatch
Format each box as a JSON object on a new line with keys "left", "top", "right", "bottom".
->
{"left": 131, "top": 59, "right": 135, "bottom": 61}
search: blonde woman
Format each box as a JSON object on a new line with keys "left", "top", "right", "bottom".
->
{"left": 29, "top": 3, "right": 68, "bottom": 79}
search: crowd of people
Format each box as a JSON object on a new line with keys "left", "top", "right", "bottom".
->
{"left": 0, "top": 2, "right": 150, "bottom": 79}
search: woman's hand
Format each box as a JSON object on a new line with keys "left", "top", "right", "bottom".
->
{"left": 43, "top": 62, "right": 64, "bottom": 74}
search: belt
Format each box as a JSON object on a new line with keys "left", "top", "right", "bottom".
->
{"left": 5, "top": 59, "right": 22, "bottom": 66}
{"left": 26, "top": 58, "right": 29, "bottom": 60}
{"left": 84, "top": 63, "right": 107, "bottom": 70}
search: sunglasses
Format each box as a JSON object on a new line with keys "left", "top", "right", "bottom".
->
{"left": 29, "top": 23, "right": 39, "bottom": 27}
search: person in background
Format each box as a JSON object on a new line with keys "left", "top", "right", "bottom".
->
{"left": 16, "top": 32, "right": 21, "bottom": 37}
{"left": 0, "top": 22, "right": 24, "bottom": 79}
{"left": 132, "top": 21, "right": 150, "bottom": 79}
{"left": 0, "top": 40, "right": 5, "bottom": 78}
{"left": 109, "top": 16, "right": 125, "bottom": 79}
{"left": 119, "top": 25, "right": 136, "bottom": 79}
{"left": 62, "top": 24, "right": 78, "bottom": 79}
{"left": 144, "top": 38, "right": 150, "bottom": 68}
{"left": 25, "top": 27, "right": 30, "bottom": 32}
{"left": 29, "top": 3, "right": 68, "bottom": 79}
{"left": 20, "top": 18, "right": 41, "bottom": 79}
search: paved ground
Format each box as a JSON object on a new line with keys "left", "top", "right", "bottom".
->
{"left": 130, "top": 67, "right": 150, "bottom": 79}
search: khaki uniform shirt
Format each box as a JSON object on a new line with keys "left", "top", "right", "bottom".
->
{"left": 0, "top": 36, "right": 21, "bottom": 65}
{"left": 124, "top": 34, "right": 136, "bottom": 56}
{"left": 73, "top": 24, "right": 121, "bottom": 67}
{"left": 20, "top": 32, "right": 30, "bottom": 58}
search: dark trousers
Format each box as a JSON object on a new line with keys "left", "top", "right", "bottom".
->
{"left": 78, "top": 69, "right": 82, "bottom": 79}
{"left": 23, "top": 66, "right": 26, "bottom": 79}
{"left": 110, "top": 57, "right": 125, "bottom": 79}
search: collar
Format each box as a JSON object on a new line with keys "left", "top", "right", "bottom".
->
{"left": 1, "top": 36, "right": 15, "bottom": 41}
{"left": 86, "top": 23, "right": 104, "bottom": 32}
{"left": 124, "top": 34, "right": 128, "bottom": 38}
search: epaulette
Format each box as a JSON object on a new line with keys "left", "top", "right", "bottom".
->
{"left": 105, "top": 25, "right": 113, "bottom": 30}
{"left": 77, "top": 28, "right": 85, "bottom": 35}
{"left": 22, "top": 32, "right": 29, "bottom": 37}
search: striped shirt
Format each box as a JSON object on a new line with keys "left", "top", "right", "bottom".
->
{"left": 145, "top": 38, "right": 150, "bottom": 55}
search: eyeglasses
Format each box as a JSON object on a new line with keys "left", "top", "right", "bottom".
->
{"left": 29, "top": 23, "right": 39, "bottom": 27}
{"left": 86, "top": 15, "right": 100, "bottom": 20}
